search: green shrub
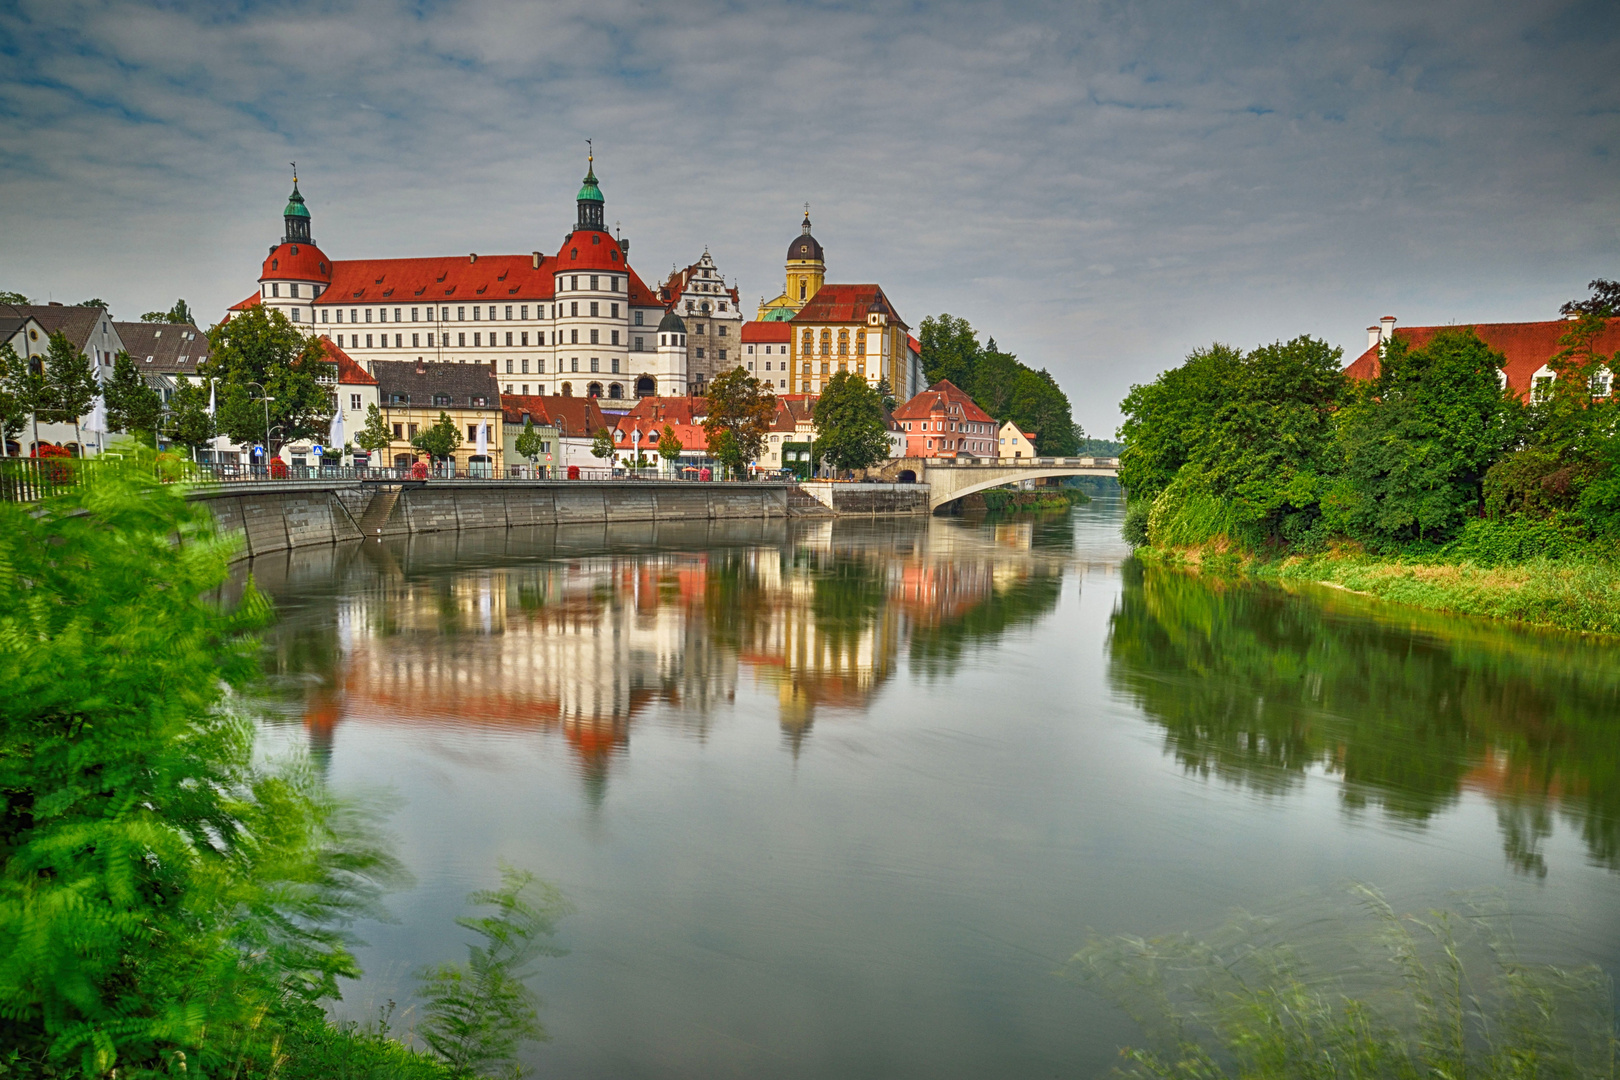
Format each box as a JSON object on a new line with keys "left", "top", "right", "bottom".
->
{"left": 1440, "top": 516, "right": 1583, "bottom": 566}
{"left": 1122, "top": 501, "right": 1151, "bottom": 546}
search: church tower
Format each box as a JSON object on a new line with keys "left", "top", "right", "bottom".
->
{"left": 283, "top": 174, "right": 313, "bottom": 245}
{"left": 757, "top": 210, "right": 825, "bottom": 321}
{"left": 576, "top": 151, "right": 606, "bottom": 232}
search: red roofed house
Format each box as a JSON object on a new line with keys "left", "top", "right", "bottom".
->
{"left": 892, "top": 380, "right": 998, "bottom": 459}
{"left": 500, "top": 394, "right": 610, "bottom": 474}
{"left": 657, "top": 249, "right": 743, "bottom": 393}
{"left": 241, "top": 154, "right": 684, "bottom": 407}
{"left": 321, "top": 338, "right": 379, "bottom": 461}
{"left": 1344, "top": 314, "right": 1620, "bottom": 402}
{"left": 997, "top": 421, "right": 1038, "bottom": 460}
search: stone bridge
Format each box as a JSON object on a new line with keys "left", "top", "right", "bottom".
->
{"left": 866, "top": 456, "right": 1120, "bottom": 512}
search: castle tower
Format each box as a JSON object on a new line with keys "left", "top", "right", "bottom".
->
{"left": 257, "top": 168, "right": 331, "bottom": 326}
{"left": 756, "top": 209, "right": 825, "bottom": 321}
{"left": 654, "top": 309, "right": 689, "bottom": 396}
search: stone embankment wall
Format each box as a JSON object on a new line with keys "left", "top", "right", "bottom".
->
{"left": 192, "top": 481, "right": 791, "bottom": 560}
{"left": 794, "top": 482, "right": 931, "bottom": 516}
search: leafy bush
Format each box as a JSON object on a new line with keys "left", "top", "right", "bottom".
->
{"left": 1439, "top": 516, "right": 1583, "bottom": 566}
{"left": 1122, "top": 500, "right": 1151, "bottom": 546}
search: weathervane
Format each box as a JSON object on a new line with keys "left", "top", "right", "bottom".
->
{"left": 291, "top": 161, "right": 297, "bottom": 182}
{"left": 586, "top": 137, "right": 593, "bottom": 164}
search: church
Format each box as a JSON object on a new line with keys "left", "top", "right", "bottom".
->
{"left": 237, "top": 156, "right": 689, "bottom": 400}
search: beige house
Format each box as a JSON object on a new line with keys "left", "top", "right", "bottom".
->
{"left": 998, "top": 420, "right": 1037, "bottom": 460}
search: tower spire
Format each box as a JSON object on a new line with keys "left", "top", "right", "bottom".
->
{"left": 576, "top": 142, "right": 605, "bottom": 231}
{"left": 283, "top": 167, "right": 312, "bottom": 245}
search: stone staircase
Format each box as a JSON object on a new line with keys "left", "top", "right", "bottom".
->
{"left": 786, "top": 484, "right": 834, "bottom": 517}
{"left": 355, "top": 485, "right": 404, "bottom": 536}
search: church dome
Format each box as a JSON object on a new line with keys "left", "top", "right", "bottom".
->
{"left": 787, "top": 212, "right": 823, "bottom": 262}
{"left": 658, "top": 309, "right": 686, "bottom": 334}
{"left": 284, "top": 180, "right": 311, "bottom": 219}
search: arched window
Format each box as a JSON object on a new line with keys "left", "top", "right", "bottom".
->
{"left": 800, "top": 330, "right": 812, "bottom": 357}
{"left": 562, "top": 382, "right": 573, "bottom": 397}
{"left": 838, "top": 329, "right": 849, "bottom": 356}
{"left": 587, "top": 382, "right": 603, "bottom": 398}
{"left": 819, "top": 329, "right": 831, "bottom": 356}
{"left": 1531, "top": 364, "right": 1556, "bottom": 405}
{"left": 1591, "top": 366, "right": 1613, "bottom": 398}
{"left": 608, "top": 383, "right": 623, "bottom": 399}
{"left": 799, "top": 280, "right": 806, "bottom": 301}
{"left": 636, "top": 376, "right": 655, "bottom": 397}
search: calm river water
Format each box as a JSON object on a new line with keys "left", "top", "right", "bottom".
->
{"left": 246, "top": 493, "right": 1620, "bottom": 1078}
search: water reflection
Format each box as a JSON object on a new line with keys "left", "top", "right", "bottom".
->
{"left": 1107, "top": 562, "right": 1620, "bottom": 877}
{"left": 255, "top": 517, "right": 1072, "bottom": 788}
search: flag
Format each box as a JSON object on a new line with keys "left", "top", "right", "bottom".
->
{"left": 207, "top": 379, "right": 216, "bottom": 416}
{"left": 476, "top": 421, "right": 488, "bottom": 459}
{"left": 329, "top": 403, "right": 345, "bottom": 451}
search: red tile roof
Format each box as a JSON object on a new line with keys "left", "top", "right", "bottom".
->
{"left": 320, "top": 337, "right": 377, "bottom": 385}
{"left": 893, "top": 379, "right": 994, "bottom": 424}
{"left": 229, "top": 293, "right": 262, "bottom": 312}
{"left": 499, "top": 394, "right": 609, "bottom": 437}
{"left": 793, "top": 284, "right": 905, "bottom": 328}
{"left": 1344, "top": 318, "right": 1620, "bottom": 399}
{"left": 612, "top": 420, "right": 707, "bottom": 452}
{"left": 318, "top": 254, "right": 556, "bottom": 305}
{"left": 619, "top": 396, "right": 708, "bottom": 426}
{"left": 908, "top": 334, "right": 921, "bottom": 355}
{"left": 558, "top": 229, "right": 633, "bottom": 274}
{"left": 260, "top": 241, "right": 334, "bottom": 283}
{"left": 742, "top": 321, "right": 791, "bottom": 343}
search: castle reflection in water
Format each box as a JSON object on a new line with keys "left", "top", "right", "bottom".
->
{"left": 252, "top": 516, "right": 1081, "bottom": 781}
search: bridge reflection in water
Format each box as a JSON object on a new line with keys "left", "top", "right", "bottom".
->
{"left": 252, "top": 515, "right": 1084, "bottom": 793}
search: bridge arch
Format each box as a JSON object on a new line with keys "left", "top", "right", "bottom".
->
{"left": 923, "top": 464, "right": 1120, "bottom": 512}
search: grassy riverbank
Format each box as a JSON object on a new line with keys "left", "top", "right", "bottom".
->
{"left": 1136, "top": 539, "right": 1620, "bottom": 636}
{"left": 966, "top": 487, "right": 1091, "bottom": 512}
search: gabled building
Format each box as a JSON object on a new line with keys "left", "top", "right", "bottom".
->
{"left": 742, "top": 320, "right": 793, "bottom": 389}
{"left": 324, "top": 339, "right": 380, "bottom": 458}
{"left": 997, "top": 420, "right": 1037, "bottom": 460}
{"left": 892, "top": 380, "right": 998, "bottom": 459}
{"left": 500, "top": 393, "right": 610, "bottom": 472}
{"left": 0, "top": 302, "right": 125, "bottom": 455}
{"left": 110, "top": 320, "right": 211, "bottom": 401}
{"left": 789, "top": 284, "right": 913, "bottom": 401}
{"left": 1344, "top": 314, "right": 1620, "bottom": 402}
{"left": 658, "top": 250, "right": 743, "bottom": 392}
{"left": 372, "top": 359, "right": 503, "bottom": 473}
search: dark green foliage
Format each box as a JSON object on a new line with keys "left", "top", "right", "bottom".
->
{"left": 74, "top": 300, "right": 108, "bottom": 311}
{"left": 1325, "top": 329, "right": 1521, "bottom": 547}
{"left": 0, "top": 291, "right": 31, "bottom": 305}
{"left": 203, "top": 306, "right": 333, "bottom": 453}
{"left": 1438, "top": 516, "right": 1581, "bottom": 566}
{"left": 1122, "top": 500, "right": 1150, "bottom": 547}
{"left": 101, "top": 351, "right": 164, "bottom": 444}
{"left": 1118, "top": 345, "right": 1243, "bottom": 504}
{"left": 813, "top": 370, "right": 892, "bottom": 472}
{"left": 413, "top": 412, "right": 463, "bottom": 462}
{"left": 702, "top": 367, "right": 775, "bottom": 478}
{"left": 39, "top": 331, "right": 98, "bottom": 431}
{"left": 0, "top": 342, "right": 31, "bottom": 444}
{"left": 166, "top": 380, "right": 215, "bottom": 454}
{"left": 416, "top": 867, "right": 571, "bottom": 1079}
{"left": 656, "top": 423, "right": 682, "bottom": 465}
{"left": 1561, "top": 278, "right": 1620, "bottom": 317}
{"left": 514, "top": 419, "right": 544, "bottom": 463}
{"left": 917, "top": 315, "right": 1080, "bottom": 456}
{"left": 356, "top": 404, "right": 393, "bottom": 456}
{"left": 139, "top": 300, "right": 194, "bottom": 325}
{"left": 0, "top": 450, "right": 402, "bottom": 1076}
{"left": 1072, "top": 886, "right": 1617, "bottom": 1079}
{"left": 589, "top": 427, "right": 614, "bottom": 462}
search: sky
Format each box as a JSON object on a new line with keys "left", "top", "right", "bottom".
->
{"left": 1, "top": 0, "right": 1617, "bottom": 437}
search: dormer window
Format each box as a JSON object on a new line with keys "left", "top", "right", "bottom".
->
{"left": 433, "top": 393, "right": 451, "bottom": 406}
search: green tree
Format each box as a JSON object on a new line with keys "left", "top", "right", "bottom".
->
{"left": 0, "top": 341, "right": 31, "bottom": 448}
{"left": 40, "top": 329, "right": 99, "bottom": 452}
{"left": 875, "top": 376, "right": 897, "bottom": 412}
{"left": 918, "top": 313, "right": 980, "bottom": 388}
{"left": 412, "top": 411, "right": 462, "bottom": 463}
{"left": 1324, "top": 328, "right": 1520, "bottom": 546}
{"left": 75, "top": 298, "right": 109, "bottom": 310}
{"left": 657, "top": 423, "right": 684, "bottom": 470}
{"left": 590, "top": 427, "right": 616, "bottom": 465}
{"left": 813, "top": 370, "right": 892, "bottom": 473}
{"left": 0, "top": 450, "right": 400, "bottom": 1075}
{"left": 416, "top": 868, "right": 571, "bottom": 1078}
{"left": 203, "top": 306, "right": 333, "bottom": 454}
{"left": 1560, "top": 278, "right": 1620, "bottom": 317}
{"left": 1118, "top": 344, "right": 1244, "bottom": 503}
{"left": 1, "top": 338, "right": 49, "bottom": 453}
{"left": 0, "top": 290, "right": 30, "bottom": 305}
{"left": 140, "top": 298, "right": 195, "bottom": 325}
{"left": 102, "top": 350, "right": 164, "bottom": 445}
{"left": 514, "top": 418, "right": 545, "bottom": 474}
{"left": 702, "top": 367, "right": 776, "bottom": 478}
{"left": 167, "top": 379, "right": 215, "bottom": 457}
{"left": 355, "top": 403, "right": 393, "bottom": 457}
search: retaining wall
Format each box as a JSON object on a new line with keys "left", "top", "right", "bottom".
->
{"left": 795, "top": 482, "right": 931, "bottom": 517}
{"left": 190, "top": 481, "right": 791, "bottom": 560}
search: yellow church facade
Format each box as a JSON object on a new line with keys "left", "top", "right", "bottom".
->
{"left": 756, "top": 212, "right": 826, "bottom": 322}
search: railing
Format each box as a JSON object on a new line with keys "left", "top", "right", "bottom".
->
{"left": 925, "top": 456, "right": 1120, "bottom": 468}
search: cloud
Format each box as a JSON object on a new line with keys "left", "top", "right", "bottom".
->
{"left": 1, "top": 0, "right": 1616, "bottom": 434}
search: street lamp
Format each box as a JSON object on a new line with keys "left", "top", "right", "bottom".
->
{"left": 245, "top": 382, "right": 275, "bottom": 468}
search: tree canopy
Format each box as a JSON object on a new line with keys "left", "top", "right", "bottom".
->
{"left": 703, "top": 367, "right": 776, "bottom": 478}
{"left": 140, "top": 298, "right": 195, "bottom": 325}
{"left": 355, "top": 403, "right": 393, "bottom": 455}
{"left": 411, "top": 411, "right": 462, "bottom": 462}
{"left": 917, "top": 314, "right": 1079, "bottom": 456}
{"left": 202, "top": 306, "right": 332, "bottom": 453}
{"left": 813, "top": 370, "right": 892, "bottom": 473}
{"left": 102, "top": 351, "right": 165, "bottom": 445}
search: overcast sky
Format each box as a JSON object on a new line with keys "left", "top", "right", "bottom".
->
{"left": 2, "top": 0, "right": 1616, "bottom": 436}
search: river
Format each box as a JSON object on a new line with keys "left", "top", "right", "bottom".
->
{"left": 246, "top": 492, "right": 1620, "bottom": 1078}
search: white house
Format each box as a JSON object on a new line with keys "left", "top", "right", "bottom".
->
{"left": 998, "top": 420, "right": 1037, "bottom": 460}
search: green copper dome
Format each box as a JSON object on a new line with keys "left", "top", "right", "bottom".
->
{"left": 284, "top": 180, "right": 311, "bottom": 219}
{"left": 576, "top": 161, "right": 604, "bottom": 204}
{"left": 762, "top": 307, "right": 796, "bottom": 322}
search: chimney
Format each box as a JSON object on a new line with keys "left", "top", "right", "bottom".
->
{"left": 416, "top": 357, "right": 426, "bottom": 375}
{"left": 532, "top": 251, "right": 541, "bottom": 269}
{"left": 619, "top": 238, "right": 630, "bottom": 255}
{"left": 469, "top": 253, "right": 478, "bottom": 263}
{"left": 1367, "top": 325, "right": 1381, "bottom": 350}
{"left": 1380, "top": 315, "right": 1396, "bottom": 343}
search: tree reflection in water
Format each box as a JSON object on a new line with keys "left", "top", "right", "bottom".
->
{"left": 1107, "top": 562, "right": 1620, "bottom": 876}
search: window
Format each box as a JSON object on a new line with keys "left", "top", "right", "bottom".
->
{"left": 506, "top": 360, "right": 514, "bottom": 373}
{"left": 458, "top": 333, "right": 466, "bottom": 346}
{"left": 393, "top": 423, "right": 403, "bottom": 439}
{"left": 590, "top": 275, "right": 599, "bottom": 290}
{"left": 457, "top": 307, "right": 465, "bottom": 320}
{"left": 634, "top": 310, "right": 644, "bottom": 325}
{"left": 321, "top": 309, "right": 329, "bottom": 323}
{"left": 696, "top": 324, "right": 705, "bottom": 334}
{"left": 590, "top": 358, "right": 599, "bottom": 372}
{"left": 474, "top": 306, "right": 482, "bottom": 320}
{"left": 611, "top": 358, "right": 620, "bottom": 373}
{"left": 611, "top": 330, "right": 620, "bottom": 345}
{"left": 395, "top": 334, "right": 402, "bottom": 347}
{"left": 1591, "top": 367, "right": 1613, "bottom": 398}
{"left": 766, "top": 362, "right": 772, "bottom": 371}
{"left": 441, "top": 307, "right": 449, "bottom": 320}
{"left": 349, "top": 393, "right": 362, "bottom": 410}
{"left": 856, "top": 328, "right": 866, "bottom": 354}
{"left": 366, "top": 334, "right": 373, "bottom": 347}
{"left": 272, "top": 283, "right": 280, "bottom": 297}
{"left": 365, "top": 309, "right": 372, "bottom": 323}
{"left": 838, "top": 329, "right": 849, "bottom": 356}
{"left": 336, "top": 309, "right": 344, "bottom": 323}
{"left": 571, "top": 358, "right": 579, "bottom": 372}
{"left": 610, "top": 303, "right": 619, "bottom": 318}
{"left": 505, "top": 384, "right": 512, "bottom": 394}
{"left": 570, "top": 276, "right": 578, "bottom": 290}
{"left": 291, "top": 309, "right": 300, "bottom": 322}
{"left": 434, "top": 394, "right": 451, "bottom": 406}
{"left": 719, "top": 325, "right": 727, "bottom": 337}
{"left": 719, "top": 349, "right": 726, "bottom": 361}
{"left": 570, "top": 302, "right": 579, "bottom": 317}
{"left": 467, "top": 425, "right": 478, "bottom": 441}
{"left": 696, "top": 348, "right": 705, "bottom": 359}
{"left": 520, "top": 332, "right": 528, "bottom": 346}
{"left": 412, "top": 333, "right": 420, "bottom": 347}
{"left": 522, "top": 385, "right": 529, "bottom": 395}
{"left": 505, "top": 305, "right": 513, "bottom": 320}
{"left": 395, "top": 308, "right": 402, "bottom": 321}
{"left": 412, "top": 308, "right": 419, "bottom": 321}
{"left": 589, "top": 301, "right": 599, "bottom": 317}
{"left": 521, "top": 305, "right": 529, "bottom": 319}
{"left": 562, "top": 382, "right": 572, "bottom": 396}
{"left": 634, "top": 336, "right": 644, "bottom": 351}
{"left": 1532, "top": 366, "right": 1556, "bottom": 404}
{"left": 474, "top": 333, "right": 481, "bottom": 347}
{"left": 820, "top": 329, "right": 831, "bottom": 355}
{"left": 408, "top": 423, "right": 419, "bottom": 438}
{"left": 611, "top": 276, "right": 620, "bottom": 291}
{"left": 502, "top": 332, "right": 510, "bottom": 347}
{"left": 537, "top": 359, "right": 545, "bottom": 373}
{"left": 590, "top": 329, "right": 599, "bottom": 344}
